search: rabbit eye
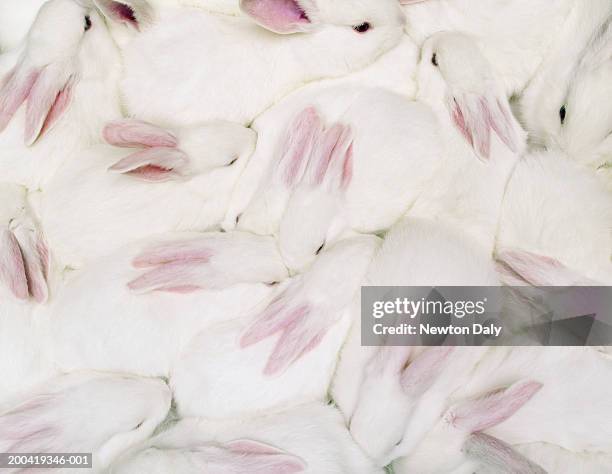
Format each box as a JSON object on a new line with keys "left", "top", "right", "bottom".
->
{"left": 84, "top": 15, "right": 92, "bottom": 31}
{"left": 431, "top": 53, "right": 438, "bottom": 66}
{"left": 395, "top": 437, "right": 404, "bottom": 447}
{"left": 133, "top": 420, "right": 144, "bottom": 430}
{"left": 315, "top": 242, "right": 325, "bottom": 255}
{"left": 559, "top": 105, "right": 567, "bottom": 124}
{"left": 235, "top": 213, "right": 242, "bottom": 225}
{"left": 353, "top": 22, "right": 371, "bottom": 33}
{"left": 227, "top": 156, "right": 239, "bottom": 166}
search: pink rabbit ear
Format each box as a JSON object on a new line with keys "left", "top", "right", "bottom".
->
{"left": 0, "top": 68, "right": 39, "bottom": 134}
{"left": 400, "top": 347, "right": 454, "bottom": 397}
{"left": 103, "top": 119, "right": 178, "bottom": 148}
{"left": 0, "top": 229, "right": 29, "bottom": 300}
{"left": 0, "top": 227, "right": 48, "bottom": 303}
{"left": 465, "top": 433, "right": 546, "bottom": 474}
{"left": 277, "top": 106, "right": 322, "bottom": 188}
{"left": 0, "top": 64, "right": 74, "bottom": 146}
{"left": 445, "top": 380, "right": 542, "bottom": 433}
{"left": 215, "top": 439, "right": 307, "bottom": 474}
{"left": 11, "top": 226, "right": 50, "bottom": 304}
{"left": 93, "top": 0, "right": 153, "bottom": 30}
{"left": 0, "top": 395, "right": 61, "bottom": 454}
{"left": 305, "top": 123, "right": 354, "bottom": 190}
{"left": 495, "top": 248, "right": 588, "bottom": 286}
{"left": 240, "top": 0, "right": 313, "bottom": 34}
{"left": 450, "top": 93, "right": 519, "bottom": 161}
{"left": 24, "top": 66, "right": 75, "bottom": 146}
{"left": 108, "top": 147, "right": 190, "bottom": 182}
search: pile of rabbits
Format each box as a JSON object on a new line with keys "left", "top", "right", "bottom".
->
{"left": 0, "top": 0, "right": 610, "bottom": 472}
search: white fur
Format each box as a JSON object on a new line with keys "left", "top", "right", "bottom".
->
{"left": 402, "top": 0, "right": 586, "bottom": 95}
{"left": 110, "top": 403, "right": 383, "bottom": 474}
{"left": 37, "top": 123, "right": 255, "bottom": 269}
{"left": 118, "top": 0, "right": 405, "bottom": 127}
{"left": 394, "top": 347, "right": 612, "bottom": 473}
{"left": 0, "top": 371, "right": 171, "bottom": 473}
{"left": 0, "top": 0, "right": 47, "bottom": 52}
{"left": 0, "top": 0, "right": 122, "bottom": 189}
{"left": 498, "top": 150, "right": 612, "bottom": 283}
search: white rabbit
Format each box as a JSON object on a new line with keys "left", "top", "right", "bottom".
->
{"left": 0, "top": 182, "right": 53, "bottom": 404}
{"left": 0, "top": 0, "right": 48, "bottom": 53}
{"left": 44, "top": 228, "right": 377, "bottom": 419}
{"left": 518, "top": 11, "right": 612, "bottom": 180}
{"left": 393, "top": 346, "right": 612, "bottom": 474}
{"left": 95, "top": 0, "right": 406, "bottom": 128}
{"left": 37, "top": 119, "right": 256, "bottom": 269}
{"left": 393, "top": 377, "right": 545, "bottom": 474}
{"left": 170, "top": 234, "right": 379, "bottom": 419}
{"left": 44, "top": 231, "right": 287, "bottom": 377}
{"left": 221, "top": 33, "right": 421, "bottom": 235}
{"left": 0, "top": 371, "right": 171, "bottom": 474}
{"left": 236, "top": 31, "right": 524, "bottom": 275}
{"left": 334, "top": 217, "right": 501, "bottom": 467}
{"left": 110, "top": 403, "right": 383, "bottom": 474}
{"left": 401, "top": 0, "right": 611, "bottom": 97}
{"left": 497, "top": 150, "right": 612, "bottom": 284}
{"left": 512, "top": 442, "right": 612, "bottom": 474}
{"left": 0, "top": 0, "right": 125, "bottom": 190}
{"left": 409, "top": 31, "right": 526, "bottom": 254}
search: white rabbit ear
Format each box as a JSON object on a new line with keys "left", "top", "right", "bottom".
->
{"left": 11, "top": 225, "right": 49, "bottom": 304}
{"left": 209, "top": 439, "right": 306, "bottom": 473}
{"left": 445, "top": 380, "right": 542, "bottom": 433}
{"left": 303, "top": 122, "right": 354, "bottom": 190}
{"left": 0, "top": 229, "right": 29, "bottom": 300}
{"left": 0, "top": 227, "right": 49, "bottom": 303}
{"left": 464, "top": 433, "right": 546, "bottom": 474}
{"left": 240, "top": 0, "right": 314, "bottom": 34}
{"left": 108, "top": 148, "right": 190, "bottom": 182}
{"left": 0, "top": 394, "right": 62, "bottom": 454}
{"left": 103, "top": 119, "right": 178, "bottom": 148}
{"left": 128, "top": 233, "right": 287, "bottom": 294}
{"left": 94, "top": 0, "right": 153, "bottom": 30}
{"left": 276, "top": 106, "right": 323, "bottom": 188}
{"left": 450, "top": 92, "right": 519, "bottom": 161}
{"left": 495, "top": 248, "right": 590, "bottom": 286}
{"left": 0, "top": 63, "right": 75, "bottom": 146}
{"left": 400, "top": 347, "right": 454, "bottom": 397}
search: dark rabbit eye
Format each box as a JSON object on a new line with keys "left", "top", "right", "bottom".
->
{"left": 84, "top": 15, "right": 92, "bottom": 31}
{"left": 227, "top": 156, "right": 239, "bottom": 166}
{"left": 431, "top": 53, "right": 438, "bottom": 66}
{"left": 315, "top": 242, "right": 325, "bottom": 255}
{"left": 353, "top": 22, "right": 371, "bottom": 33}
{"left": 133, "top": 420, "right": 144, "bottom": 430}
{"left": 559, "top": 105, "right": 567, "bottom": 124}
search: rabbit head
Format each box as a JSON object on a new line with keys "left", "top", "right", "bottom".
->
{"left": 417, "top": 31, "right": 524, "bottom": 161}
{"left": 0, "top": 0, "right": 121, "bottom": 146}
{"left": 394, "top": 380, "right": 543, "bottom": 473}
{"left": 0, "top": 183, "right": 49, "bottom": 303}
{"left": 522, "top": 20, "right": 612, "bottom": 171}
{"left": 277, "top": 113, "right": 354, "bottom": 273}
{"left": 239, "top": 0, "right": 406, "bottom": 66}
{"left": 348, "top": 347, "right": 454, "bottom": 466}
{"left": 0, "top": 372, "right": 171, "bottom": 471}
